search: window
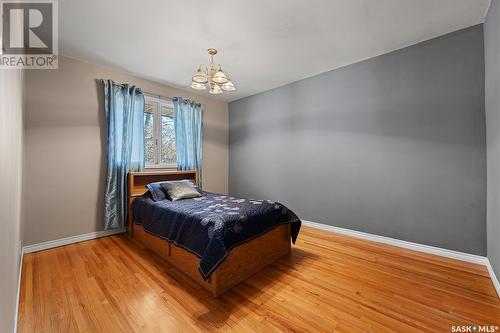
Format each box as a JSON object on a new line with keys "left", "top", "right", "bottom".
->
{"left": 144, "top": 95, "right": 176, "bottom": 168}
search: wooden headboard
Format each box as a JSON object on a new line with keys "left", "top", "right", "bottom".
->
{"left": 127, "top": 170, "right": 198, "bottom": 236}
{"left": 128, "top": 170, "right": 198, "bottom": 197}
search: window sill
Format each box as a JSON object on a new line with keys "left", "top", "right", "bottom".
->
{"left": 145, "top": 164, "right": 177, "bottom": 170}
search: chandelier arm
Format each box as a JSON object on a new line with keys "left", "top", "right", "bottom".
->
{"left": 202, "top": 64, "right": 209, "bottom": 74}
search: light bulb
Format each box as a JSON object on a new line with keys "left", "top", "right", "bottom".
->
{"left": 192, "top": 67, "right": 208, "bottom": 84}
{"left": 191, "top": 82, "right": 206, "bottom": 90}
{"left": 221, "top": 81, "right": 236, "bottom": 91}
{"left": 209, "top": 84, "right": 223, "bottom": 95}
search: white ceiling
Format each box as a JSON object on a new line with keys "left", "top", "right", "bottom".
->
{"left": 60, "top": 0, "right": 491, "bottom": 102}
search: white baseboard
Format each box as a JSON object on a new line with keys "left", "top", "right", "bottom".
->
{"left": 13, "top": 246, "right": 24, "bottom": 333}
{"left": 485, "top": 260, "right": 500, "bottom": 299}
{"left": 15, "top": 227, "right": 125, "bottom": 332}
{"left": 23, "top": 228, "right": 126, "bottom": 254}
{"left": 301, "top": 220, "right": 500, "bottom": 298}
{"left": 301, "top": 220, "right": 487, "bottom": 264}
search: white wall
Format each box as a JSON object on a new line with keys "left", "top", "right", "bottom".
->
{"left": 0, "top": 70, "right": 24, "bottom": 333}
{"left": 485, "top": 0, "right": 500, "bottom": 277}
{"left": 24, "top": 56, "right": 229, "bottom": 245}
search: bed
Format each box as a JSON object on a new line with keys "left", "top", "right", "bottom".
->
{"left": 127, "top": 171, "right": 301, "bottom": 297}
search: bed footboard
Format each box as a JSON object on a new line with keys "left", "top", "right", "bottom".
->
{"left": 132, "top": 223, "right": 290, "bottom": 296}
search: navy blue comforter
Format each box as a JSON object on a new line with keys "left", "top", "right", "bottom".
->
{"left": 132, "top": 191, "right": 301, "bottom": 279}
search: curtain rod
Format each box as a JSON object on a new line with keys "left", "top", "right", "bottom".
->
{"left": 100, "top": 79, "right": 174, "bottom": 102}
{"left": 143, "top": 91, "right": 173, "bottom": 101}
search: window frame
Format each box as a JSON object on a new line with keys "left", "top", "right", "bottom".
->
{"left": 144, "top": 95, "right": 177, "bottom": 169}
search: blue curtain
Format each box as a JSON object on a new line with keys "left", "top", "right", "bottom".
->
{"left": 173, "top": 97, "right": 204, "bottom": 187}
{"left": 102, "top": 80, "right": 145, "bottom": 230}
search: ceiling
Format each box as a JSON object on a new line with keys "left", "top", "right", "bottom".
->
{"left": 60, "top": 0, "right": 491, "bottom": 102}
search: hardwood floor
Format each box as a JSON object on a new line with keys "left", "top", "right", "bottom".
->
{"left": 18, "top": 226, "right": 500, "bottom": 332}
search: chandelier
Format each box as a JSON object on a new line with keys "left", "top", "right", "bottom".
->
{"left": 190, "top": 48, "right": 236, "bottom": 95}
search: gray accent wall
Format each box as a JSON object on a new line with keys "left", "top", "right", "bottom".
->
{"left": 229, "top": 25, "right": 486, "bottom": 255}
{"left": 486, "top": 0, "right": 500, "bottom": 277}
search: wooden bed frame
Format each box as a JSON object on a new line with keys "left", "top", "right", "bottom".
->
{"left": 127, "top": 171, "right": 291, "bottom": 297}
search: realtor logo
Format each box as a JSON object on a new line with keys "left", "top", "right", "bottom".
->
{"left": 1, "top": 0, "right": 58, "bottom": 68}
